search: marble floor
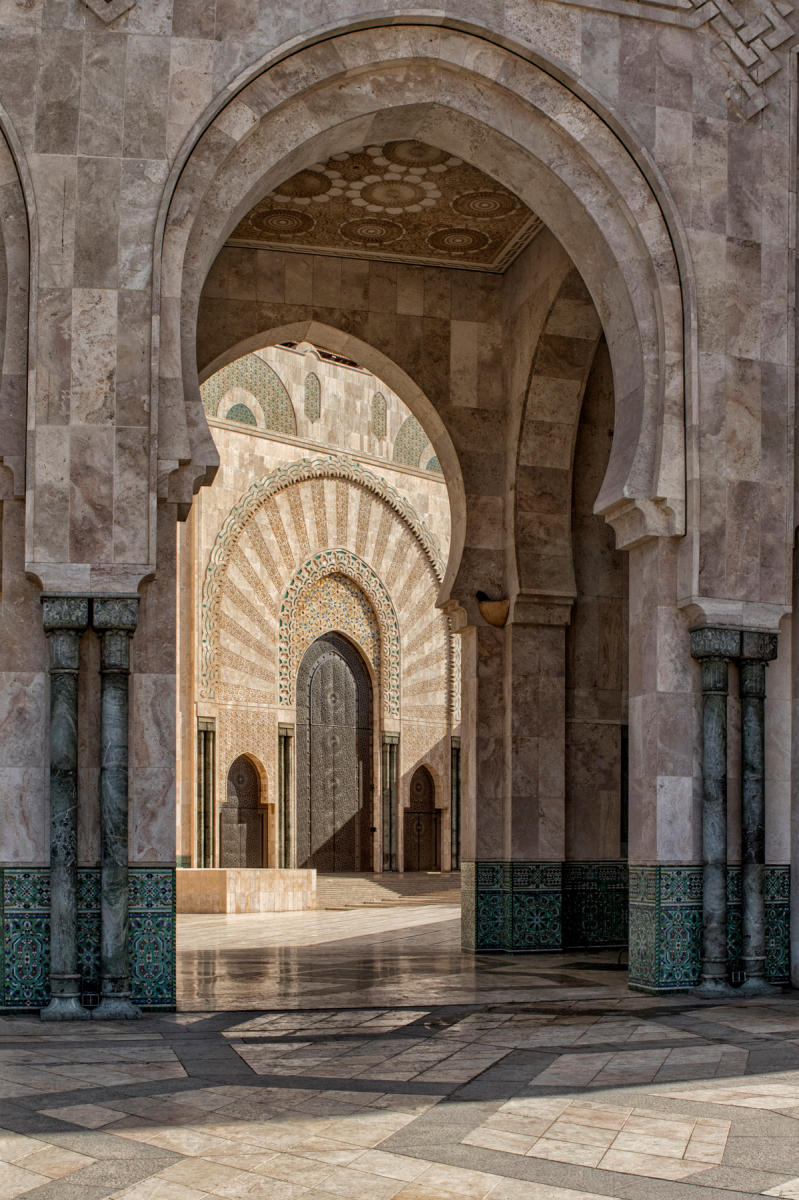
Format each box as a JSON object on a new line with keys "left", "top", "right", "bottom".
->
{"left": 1, "top": 907, "right": 799, "bottom": 1198}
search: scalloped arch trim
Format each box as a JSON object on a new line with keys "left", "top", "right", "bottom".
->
{"left": 278, "top": 551, "right": 400, "bottom": 717}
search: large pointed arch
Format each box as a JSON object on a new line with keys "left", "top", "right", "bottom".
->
{"left": 199, "top": 320, "right": 464, "bottom": 610}
{"left": 155, "top": 22, "right": 689, "bottom": 573}
{"left": 0, "top": 106, "right": 32, "bottom": 501}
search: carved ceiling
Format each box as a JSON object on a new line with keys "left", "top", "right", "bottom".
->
{"left": 228, "top": 140, "right": 543, "bottom": 273}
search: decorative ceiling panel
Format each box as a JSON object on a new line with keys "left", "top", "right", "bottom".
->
{"left": 228, "top": 141, "right": 543, "bottom": 273}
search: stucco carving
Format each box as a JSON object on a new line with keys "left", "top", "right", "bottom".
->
{"left": 201, "top": 455, "right": 444, "bottom": 700}
{"left": 278, "top": 550, "right": 401, "bottom": 717}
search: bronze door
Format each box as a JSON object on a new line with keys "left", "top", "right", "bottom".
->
{"left": 220, "top": 754, "right": 263, "bottom": 867}
{"left": 296, "top": 633, "right": 373, "bottom": 871}
{"left": 404, "top": 766, "right": 440, "bottom": 871}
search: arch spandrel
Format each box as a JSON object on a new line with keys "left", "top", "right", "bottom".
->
{"left": 158, "top": 24, "right": 687, "bottom": 572}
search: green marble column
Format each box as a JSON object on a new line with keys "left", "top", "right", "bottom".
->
{"left": 690, "top": 627, "right": 739, "bottom": 995}
{"left": 41, "top": 596, "right": 90, "bottom": 1021}
{"left": 739, "top": 630, "right": 779, "bottom": 995}
{"left": 92, "top": 597, "right": 141, "bottom": 1020}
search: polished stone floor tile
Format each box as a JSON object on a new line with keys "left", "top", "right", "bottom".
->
{"left": 0, "top": 907, "right": 798, "bottom": 1198}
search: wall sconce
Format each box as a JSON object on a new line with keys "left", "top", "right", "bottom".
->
{"left": 476, "top": 591, "right": 509, "bottom": 628}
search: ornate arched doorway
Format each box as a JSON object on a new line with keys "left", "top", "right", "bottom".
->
{"left": 296, "top": 633, "right": 373, "bottom": 872}
{"left": 220, "top": 755, "right": 264, "bottom": 868}
{"left": 404, "top": 766, "right": 440, "bottom": 871}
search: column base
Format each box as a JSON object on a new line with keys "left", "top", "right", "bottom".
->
{"left": 693, "top": 978, "right": 739, "bottom": 999}
{"left": 93, "top": 995, "right": 142, "bottom": 1020}
{"left": 41, "top": 996, "right": 91, "bottom": 1021}
{"left": 737, "top": 977, "right": 784, "bottom": 997}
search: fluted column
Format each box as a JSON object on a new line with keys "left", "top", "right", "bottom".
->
{"left": 739, "top": 630, "right": 778, "bottom": 994}
{"left": 41, "top": 596, "right": 90, "bottom": 1021}
{"left": 690, "top": 627, "right": 739, "bottom": 993}
{"left": 92, "top": 597, "right": 141, "bottom": 1020}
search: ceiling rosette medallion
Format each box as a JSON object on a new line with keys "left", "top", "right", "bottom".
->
{"left": 229, "top": 140, "right": 543, "bottom": 273}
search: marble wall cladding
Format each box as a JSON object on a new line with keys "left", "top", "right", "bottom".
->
{"left": 629, "top": 865, "right": 791, "bottom": 992}
{"left": 197, "top": 245, "right": 506, "bottom": 599}
{"left": 567, "top": 339, "right": 627, "bottom": 862}
{"left": 627, "top": 539, "right": 700, "bottom": 867}
{"left": 0, "top": 868, "right": 175, "bottom": 1010}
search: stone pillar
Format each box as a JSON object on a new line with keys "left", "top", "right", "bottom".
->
{"left": 690, "top": 627, "right": 739, "bottom": 993}
{"left": 739, "top": 630, "right": 778, "bottom": 994}
{"left": 92, "top": 597, "right": 141, "bottom": 1020}
{"left": 459, "top": 622, "right": 505, "bottom": 950}
{"left": 40, "top": 597, "right": 90, "bottom": 1021}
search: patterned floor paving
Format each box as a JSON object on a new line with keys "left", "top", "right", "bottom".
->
{"left": 1, "top": 908, "right": 799, "bottom": 1197}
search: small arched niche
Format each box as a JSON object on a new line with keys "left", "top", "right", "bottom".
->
{"left": 404, "top": 766, "right": 440, "bottom": 872}
{"left": 220, "top": 754, "right": 265, "bottom": 868}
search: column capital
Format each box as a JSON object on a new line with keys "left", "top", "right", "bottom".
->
{"left": 689, "top": 626, "right": 740, "bottom": 661}
{"left": 740, "top": 630, "right": 778, "bottom": 662}
{"left": 41, "top": 595, "right": 90, "bottom": 633}
{"left": 92, "top": 596, "right": 139, "bottom": 633}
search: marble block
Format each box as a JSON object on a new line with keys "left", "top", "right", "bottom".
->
{"left": 176, "top": 868, "right": 316, "bottom": 913}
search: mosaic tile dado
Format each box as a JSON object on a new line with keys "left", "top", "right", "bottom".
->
{"left": 465, "top": 861, "right": 788, "bottom": 982}
{"left": 0, "top": 868, "right": 176, "bottom": 1011}
{"left": 462, "top": 862, "right": 563, "bottom": 952}
{"left": 562, "top": 861, "right": 628, "bottom": 948}
{"left": 628, "top": 864, "right": 790, "bottom": 992}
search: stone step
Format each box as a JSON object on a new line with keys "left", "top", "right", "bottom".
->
{"left": 316, "top": 871, "right": 461, "bottom": 910}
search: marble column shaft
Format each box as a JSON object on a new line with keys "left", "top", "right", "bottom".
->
{"left": 690, "top": 627, "right": 739, "bottom": 988}
{"left": 93, "top": 597, "right": 140, "bottom": 1020}
{"left": 740, "top": 631, "right": 778, "bottom": 987}
{"left": 40, "top": 596, "right": 90, "bottom": 1021}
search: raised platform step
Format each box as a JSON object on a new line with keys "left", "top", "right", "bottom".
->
{"left": 316, "top": 871, "right": 461, "bottom": 910}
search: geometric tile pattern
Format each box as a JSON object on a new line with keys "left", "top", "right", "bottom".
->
{"left": 228, "top": 139, "right": 543, "bottom": 272}
{"left": 278, "top": 549, "right": 400, "bottom": 716}
{"left": 224, "top": 401, "right": 257, "bottom": 425}
{"left": 292, "top": 570, "right": 381, "bottom": 687}
{"left": 463, "top": 861, "right": 563, "bottom": 952}
{"left": 371, "top": 391, "right": 387, "bottom": 439}
{"left": 466, "top": 861, "right": 789, "bottom": 983}
{"left": 304, "top": 372, "right": 321, "bottom": 422}
{"left": 393, "top": 415, "right": 428, "bottom": 469}
{"left": 0, "top": 868, "right": 175, "bottom": 1011}
{"left": 200, "top": 353, "right": 297, "bottom": 435}
{"left": 562, "top": 860, "right": 628, "bottom": 948}
{"left": 629, "top": 864, "right": 790, "bottom": 992}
